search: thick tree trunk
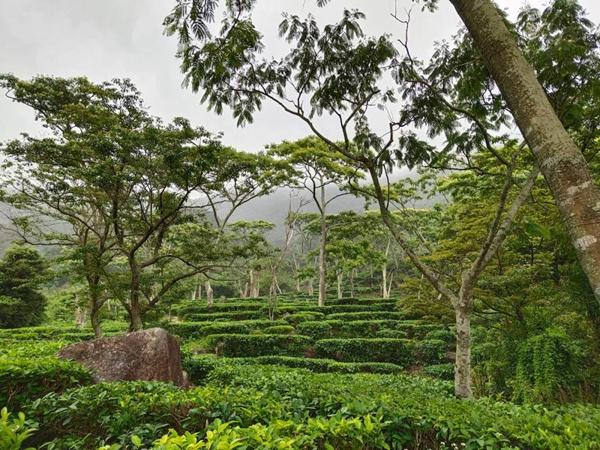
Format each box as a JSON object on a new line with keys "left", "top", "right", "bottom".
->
{"left": 128, "top": 267, "right": 144, "bottom": 331}
{"left": 450, "top": 0, "right": 600, "bottom": 303}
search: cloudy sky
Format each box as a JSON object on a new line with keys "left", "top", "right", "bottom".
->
{"left": 1, "top": 0, "right": 599, "bottom": 153}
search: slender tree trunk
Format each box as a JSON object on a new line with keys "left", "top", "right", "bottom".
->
{"left": 318, "top": 223, "right": 328, "bottom": 306}
{"left": 205, "top": 280, "right": 214, "bottom": 306}
{"left": 90, "top": 304, "right": 103, "bottom": 339}
{"left": 318, "top": 184, "right": 328, "bottom": 306}
{"left": 337, "top": 270, "right": 343, "bottom": 300}
{"left": 382, "top": 263, "right": 389, "bottom": 299}
{"left": 308, "top": 277, "right": 314, "bottom": 297}
{"left": 350, "top": 268, "right": 356, "bottom": 299}
{"left": 450, "top": 0, "right": 600, "bottom": 304}
{"left": 454, "top": 301, "right": 473, "bottom": 398}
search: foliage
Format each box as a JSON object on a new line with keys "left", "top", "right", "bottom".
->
{"left": 514, "top": 328, "right": 584, "bottom": 403}
{"left": 0, "top": 245, "right": 49, "bottom": 329}
{"left": 314, "top": 338, "right": 413, "bottom": 365}
{"left": 0, "top": 358, "right": 92, "bottom": 411}
{"left": 423, "top": 363, "right": 456, "bottom": 381}
{"left": 203, "top": 334, "right": 313, "bottom": 358}
{"left": 0, "top": 408, "right": 37, "bottom": 450}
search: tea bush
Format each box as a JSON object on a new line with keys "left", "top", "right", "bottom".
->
{"left": 414, "top": 339, "right": 450, "bottom": 365}
{"left": 314, "top": 338, "right": 414, "bottom": 365}
{"left": 283, "top": 312, "right": 326, "bottom": 325}
{"left": 203, "top": 334, "right": 313, "bottom": 357}
{"left": 0, "top": 358, "right": 92, "bottom": 411}
{"left": 13, "top": 364, "right": 600, "bottom": 449}
{"left": 0, "top": 407, "right": 37, "bottom": 450}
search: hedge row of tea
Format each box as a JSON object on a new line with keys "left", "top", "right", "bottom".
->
{"left": 165, "top": 297, "right": 456, "bottom": 382}
{"left": 4, "top": 363, "right": 600, "bottom": 449}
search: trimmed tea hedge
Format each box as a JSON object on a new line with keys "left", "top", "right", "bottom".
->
{"left": 314, "top": 338, "right": 414, "bottom": 365}
{"left": 203, "top": 334, "right": 313, "bottom": 357}
{"left": 0, "top": 358, "right": 92, "bottom": 411}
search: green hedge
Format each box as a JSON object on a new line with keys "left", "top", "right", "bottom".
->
{"left": 184, "top": 311, "right": 267, "bottom": 322}
{"left": 296, "top": 321, "right": 338, "bottom": 339}
{"left": 0, "top": 358, "right": 92, "bottom": 411}
{"left": 234, "top": 356, "right": 404, "bottom": 374}
{"left": 174, "top": 301, "right": 265, "bottom": 317}
{"left": 283, "top": 312, "right": 326, "bottom": 325}
{"left": 261, "top": 325, "right": 295, "bottom": 335}
{"left": 203, "top": 334, "right": 313, "bottom": 357}
{"left": 395, "top": 321, "right": 447, "bottom": 339}
{"left": 19, "top": 365, "right": 600, "bottom": 449}
{"left": 164, "top": 320, "right": 288, "bottom": 340}
{"left": 314, "top": 338, "right": 413, "bottom": 365}
{"left": 326, "top": 312, "right": 406, "bottom": 321}
{"left": 414, "top": 339, "right": 450, "bottom": 365}
{"left": 423, "top": 363, "right": 456, "bottom": 381}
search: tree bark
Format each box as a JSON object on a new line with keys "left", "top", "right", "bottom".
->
{"left": 450, "top": 0, "right": 600, "bottom": 304}
{"left": 205, "top": 280, "right": 214, "bottom": 305}
{"left": 454, "top": 302, "right": 473, "bottom": 398}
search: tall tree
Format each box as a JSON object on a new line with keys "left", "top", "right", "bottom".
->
{"left": 269, "top": 137, "right": 360, "bottom": 305}
{"left": 163, "top": 0, "right": 600, "bottom": 397}
{"left": 0, "top": 244, "right": 49, "bottom": 329}
{"left": 0, "top": 75, "right": 243, "bottom": 332}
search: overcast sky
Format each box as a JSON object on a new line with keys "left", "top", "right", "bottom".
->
{"left": 1, "top": 0, "right": 599, "bottom": 153}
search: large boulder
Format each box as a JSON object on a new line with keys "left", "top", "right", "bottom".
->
{"left": 57, "top": 328, "right": 188, "bottom": 388}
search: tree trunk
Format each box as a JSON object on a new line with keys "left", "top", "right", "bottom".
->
{"left": 350, "top": 268, "right": 356, "bottom": 299}
{"left": 454, "top": 302, "right": 473, "bottom": 399}
{"left": 382, "top": 263, "right": 388, "bottom": 299}
{"left": 249, "top": 269, "right": 260, "bottom": 298}
{"left": 450, "top": 0, "right": 600, "bottom": 304}
{"left": 90, "top": 304, "right": 103, "bottom": 339}
{"left": 337, "top": 270, "right": 343, "bottom": 300}
{"left": 318, "top": 223, "right": 328, "bottom": 306}
{"left": 205, "top": 280, "right": 214, "bottom": 306}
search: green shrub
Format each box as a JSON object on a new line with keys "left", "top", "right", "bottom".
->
{"left": 283, "top": 312, "right": 325, "bottom": 325}
{"left": 514, "top": 328, "right": 583, "bottom": 403}
{"left": 21, "top": 364, "right": 600, "bottom": 449}
{"left": 414, "top": 339, "right": 449, "bottom": 365}
{"left": 261, "top": 325, "right": 295, "bottom": 335}
{"left": 0, "top": 358, "right": 92, "bottom": 411}
{"left": 0, "top": 407, "right": 37, "bottom": 450}
{"left": 326, "top": 312, "right": 405, "bottom": 321}
{"left": 425, "top": 328, "right": 456, "bottom": 344}
{"left": 296, "top": 321, "right": 334, "bottom": 339}
{"left": 339, "top": 320, "right": 401, "bottom": 338}
{"left": 203, "top": 334, "right": 313, "bottom": 357}
{"left": 161, "top": 322, "right": 211, "bottom": 340}
{"left": 181, "top": 354, "right": 224, "bottom": 384}
{"left": 375, "top": 329, "right": 407, "bottom": 338}
{"left": 185, "top": 311, "right": 266, "bottom": 322}
{"left": 395, "top": 321, "right": 446, "bottom": 339}
{"left": 232, "top": 356, "right": 404, "bottom": 375}
{"left": 315, "top": 338, "right": 413, "bottom": 366}
{"left": 423, "top": 363, "right": 455, "bottom": 381}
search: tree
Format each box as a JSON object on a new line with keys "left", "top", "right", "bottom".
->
{"left": 269, "top": 137, "right": 360, "bottom": 305}
{"left": 0, "top": 75, "right": 246, "bottom": 332}
{"left": 422, "top": 0, "right": 600, "bottom": 305}
{"left": 163, "top": 0, "right": 600, "bottom": 397}
{"left": 0, "top": 244, "right": 49, "bottom": 328}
